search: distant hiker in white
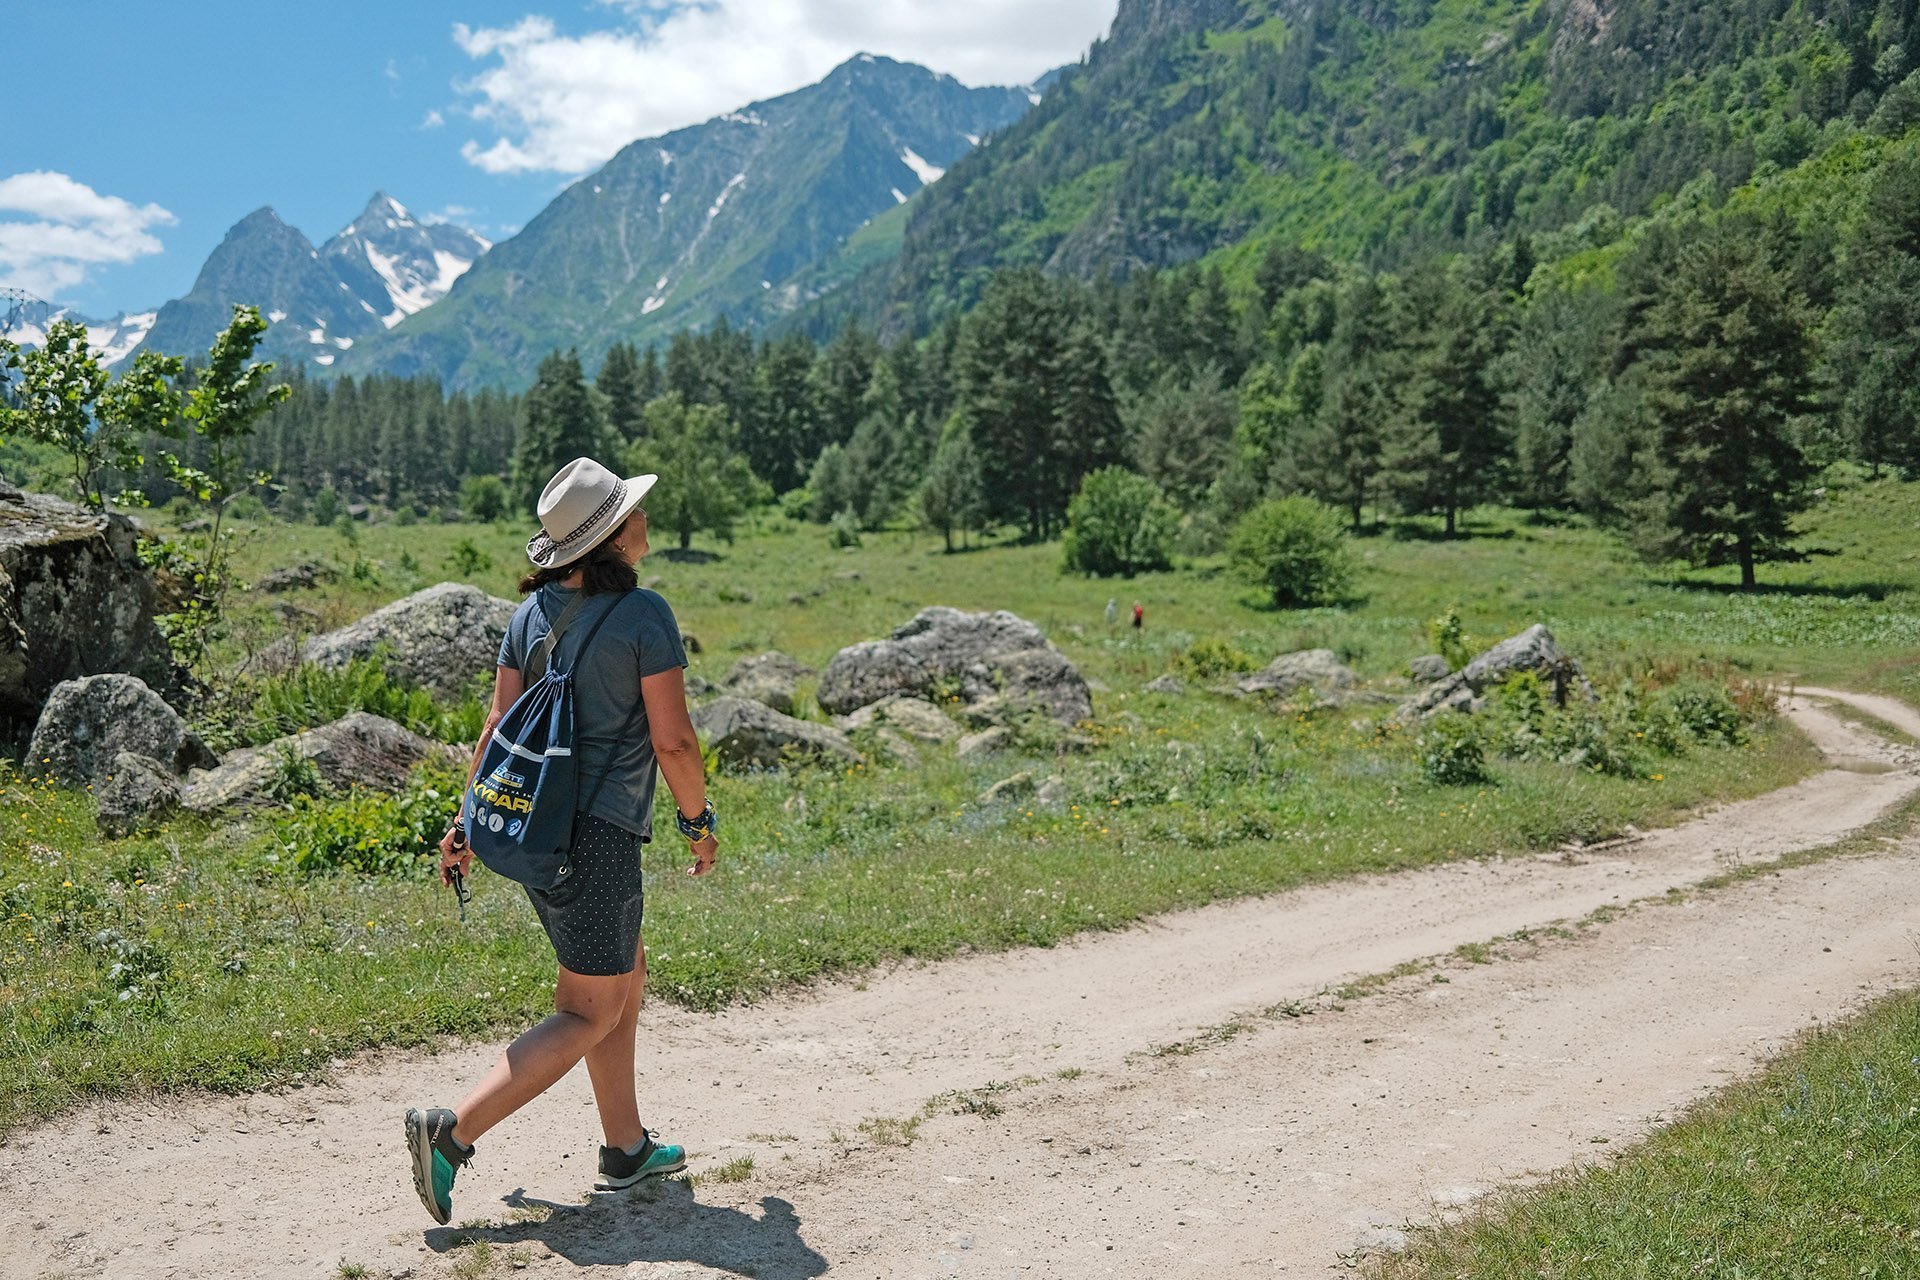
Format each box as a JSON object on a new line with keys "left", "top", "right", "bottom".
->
{"left": 1106, "top": 598, "right": 1118, "bottom": 627}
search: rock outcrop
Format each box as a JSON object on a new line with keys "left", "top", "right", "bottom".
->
{"left": 816, "top": 608, "right": 1092, "bottom": 726}
{"left": 0, "top": 486, "right": 173, "bottom": 717}
{"left": 181, "top": 712, "right": 463, "bottom": 813}
{"left": 722, "top": 651, "right": 814, "bottom": 716}
{"left": 1396, "top": 624, "right": 1592, "bottom": 721}
{"left": 689, "top": 696, "right": 860, "bottom": 769}
{"left": 29, "top": 673, "right": 216, "bottom": 788}
{"left": 300, "top": 583, "right": 516, "bottom": 698}
{"left": 95, "top": 751, "right": 181, "bottom": 837}
{"left": 1234, "top": 649, "right": 1358, "bottom": 699}
{"left": 836, "top": 695, "right": 961, "bottom": 743}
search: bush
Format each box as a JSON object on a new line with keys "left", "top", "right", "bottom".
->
{"left": 828, "top": 509, "right": 862, "bottom": 548}
{"left": 194, "top": 657, "right": 485, "bottom": 752}
{"left": 275, "top": 763, "right": 463, "bottom": 878}
{"left": 1061, "top": 466, "right": 1179, "bottom": 577}
{"left": 444, "top": 538, "right": 494, "bottom": 576}
{"left": 1418, "top": 715, "right": 1490, "bottom": 785}
{"left": 1427, "top": 605, "right": 1473, "bottom": 668}
{"left": 310, "top": 486, "right": 344, "bottom": 526}
{"left": 1174, "top": 637, "right": 1257, "bottom": 679}
{"left": 1227, "top": 497, "right": 1354, "bottom": 607}
{"left": 459, "top": 474, "right": 509, "bottom": 522}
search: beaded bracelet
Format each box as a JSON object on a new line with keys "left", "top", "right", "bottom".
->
{"left": 676, "top": 799, "right": 717, "bottom": 842}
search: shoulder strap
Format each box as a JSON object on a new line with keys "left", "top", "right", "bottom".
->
{"left": 528, "top": 593, "right": 591, "bottom": 676}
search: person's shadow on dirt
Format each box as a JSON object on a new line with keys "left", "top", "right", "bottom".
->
{"left": 424, "top": 1180, "right": 827, "bottom": 1278}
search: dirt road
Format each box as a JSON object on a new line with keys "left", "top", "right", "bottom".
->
{"left": 5, "top": 690, "right": 1918, "bottom": 1279}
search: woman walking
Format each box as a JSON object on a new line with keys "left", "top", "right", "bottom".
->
{"left": 406, "top": 457, "right": 719, "bottom": 1225}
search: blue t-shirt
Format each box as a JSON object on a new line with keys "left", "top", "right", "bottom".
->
{"left": 496, "top": 585, "right": 688, "bottom": 838}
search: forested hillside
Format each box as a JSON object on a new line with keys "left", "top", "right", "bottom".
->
{"left": 855, "top": 0, "right": 1920, "bottom": 327}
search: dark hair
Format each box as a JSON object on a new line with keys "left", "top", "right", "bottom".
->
{"left": 517, "top": 530, "right": 637, "bottom": 597}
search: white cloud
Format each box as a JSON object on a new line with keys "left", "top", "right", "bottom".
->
{"left": 0, "top": 172, "right": 174, "bottom": 301}
{"left": 422, "top": 108, "right": 447, "bottom": 129}
{"left": 451, "top": 0, "right": 1116, "bottom": 174}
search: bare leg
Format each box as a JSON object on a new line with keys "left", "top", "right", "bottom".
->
{"left": 583, "top": 935, "right": 649, "bottom": 1151}
{"left": 450, "top": 964, "right": 630, "bottom": 1148}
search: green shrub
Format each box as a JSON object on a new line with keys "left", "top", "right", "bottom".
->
{"left": 1226, "top": 497, "right": 1354, "bottom": 607}
{"left": 444, "top": 537, "right": 494, "bottom": 576}
{"left": 1174, "top": 637, "right": 1258, "bottom": 679}
{"left": 1427, "top": 605, "right": 1473, "bottom": 668}
{"left": 264, "top": 743, "right": 323, "bottom": 804}
{"left": 1419, "top": 715, "right": 1491, "bottom": 785}
{"left": 458, "top": 474, "right": 508, "bottom": 522}
{"left": 274, "top": 763, "right": 464, "bottom": 878}
{"left": 195, "top": 657, "right": 485, "bottom": 752}
{"left": 226, "top": 494, "right": 268, "bottom": 523}
{"left": 310, "top": 486, "right": 344, "bottom": 526}
{"left": 1061, "top": 467, "right": 1179, "bottom": 577}
{"left": 828, "top": 509, "right": 862, "bottom": 548}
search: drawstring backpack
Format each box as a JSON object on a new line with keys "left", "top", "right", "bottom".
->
{"left": 464, "top": 590, "right": 637, "bottom": 889}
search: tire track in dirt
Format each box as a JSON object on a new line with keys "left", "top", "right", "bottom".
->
{"left": 3, "top": 691, "right": 1916, "bottom": 1279}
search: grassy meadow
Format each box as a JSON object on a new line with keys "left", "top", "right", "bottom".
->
{"left": 4, "top": 468, "right": 1920, "bottom": 1136}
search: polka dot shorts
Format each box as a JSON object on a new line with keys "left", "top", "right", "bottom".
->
{"left": 524, "top": 813, "right": 645, "bottom": 976}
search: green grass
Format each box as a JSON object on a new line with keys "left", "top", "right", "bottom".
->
{"left": 1366, "top": 988, "right": 1920, "bottom": 1280}
{"left": 14, "top": 473, "right": 1920, "bottom": 1134}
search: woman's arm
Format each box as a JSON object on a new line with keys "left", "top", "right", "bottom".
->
{"left": 641, "top": 666, "right": 718, "bottom": 876}
{"left": 439, "top": 665, "right": 524, "bottom": 884}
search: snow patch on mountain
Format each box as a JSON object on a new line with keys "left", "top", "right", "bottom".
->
{"left": 2, "top": 304, "right": 158, "bottom": 367}
{"left": 900, "top": 148, "right": 945, "bottom": 185}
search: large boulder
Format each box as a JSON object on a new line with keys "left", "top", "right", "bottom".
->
{"left": 837, "top": 695, "right": 961, "bottom": 743}
{"left": 300, "top": 583, "right": 517, "bottom": 698}
{"left": 1396, "top": 624, "right": 1592, "bottom": 721}
{"left": 1235, "top": 649, "right": 1358, "bottom": 699}
{"left": 690, "top": 696, "right": 860, "bottom": 769}
{"left": 722, "top": 651, "right": 814, "bottom": 716}
{"left": 28, "top": 673, "right": 216, "bottom": 787}
{"left": 0, "top": 485, "right": 173, "bottom": 717}
{"left": 95, "top": 751, "right": 181, "bottom": 838}
{"left": 180, "top": 712, "right": 463, "bottom": 813}
{"left": 816, "top": 608, "right": 1092, "bottom": 726}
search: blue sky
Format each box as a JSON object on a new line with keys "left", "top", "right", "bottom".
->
{"left": 4, "top": 1, "right": 1116, "bottom": 317}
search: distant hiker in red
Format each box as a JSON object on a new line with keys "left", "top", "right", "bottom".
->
{"left": 1131, "top": 602, "right": 1144, "bottom": 630}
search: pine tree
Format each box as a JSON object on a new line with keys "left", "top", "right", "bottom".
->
{"left": 1829, "top": 144, "right": 1920, "bottom": 475}
{"left": 1127, "top": 366, "right": 1237, "bottom": 511}
{"left": 512, "top": 349, "right": 610, "bottom": 513}
{"left": 1298, "top": 275, "right": 1397, "bottom": 531}
{"left": 813, "top": 320, "right": 881, "bottom": 448}
{"left": 1508, "top": 286, "right": 1617, "bottom": 509}
{"left": 597, "top": 341, "right": 648, "bottom": 444}
{"left": 1382, "top": 263, "right": 1513, "bottom": 535}
{"left": 743, "top": 333, "right": 819, "bottom": 494}
{"left": 1631, "top": 213, "right": 1819, "bottom": 587}
{"left": 918, "top": 418, "right": 987, "bottom": 552}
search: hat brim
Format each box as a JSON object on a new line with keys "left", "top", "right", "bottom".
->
{"left": 526, "top": 473, "right": 658, "bottom": 569}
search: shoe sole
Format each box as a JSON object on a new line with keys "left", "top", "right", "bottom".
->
{"left": 404, "top": 1108, "right": 451, "bottom": 1225}
{"left": 594, "top": 1153, "right": 687, "bottom": 1191}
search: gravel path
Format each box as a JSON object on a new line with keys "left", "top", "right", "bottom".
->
{"left": 5, "top": 690, "right": 1917, "bottom": 1279}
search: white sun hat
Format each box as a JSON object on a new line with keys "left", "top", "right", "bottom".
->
{"left": 525, "top": 457, "right": 658, "bottom": 569}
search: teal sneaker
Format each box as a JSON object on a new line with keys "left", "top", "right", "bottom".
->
{"left": 404, "top": 1106, "right": 472, "bottom": 1224}
{"left": 594, "top": 1130, "right": 686, "bottom": 1190}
